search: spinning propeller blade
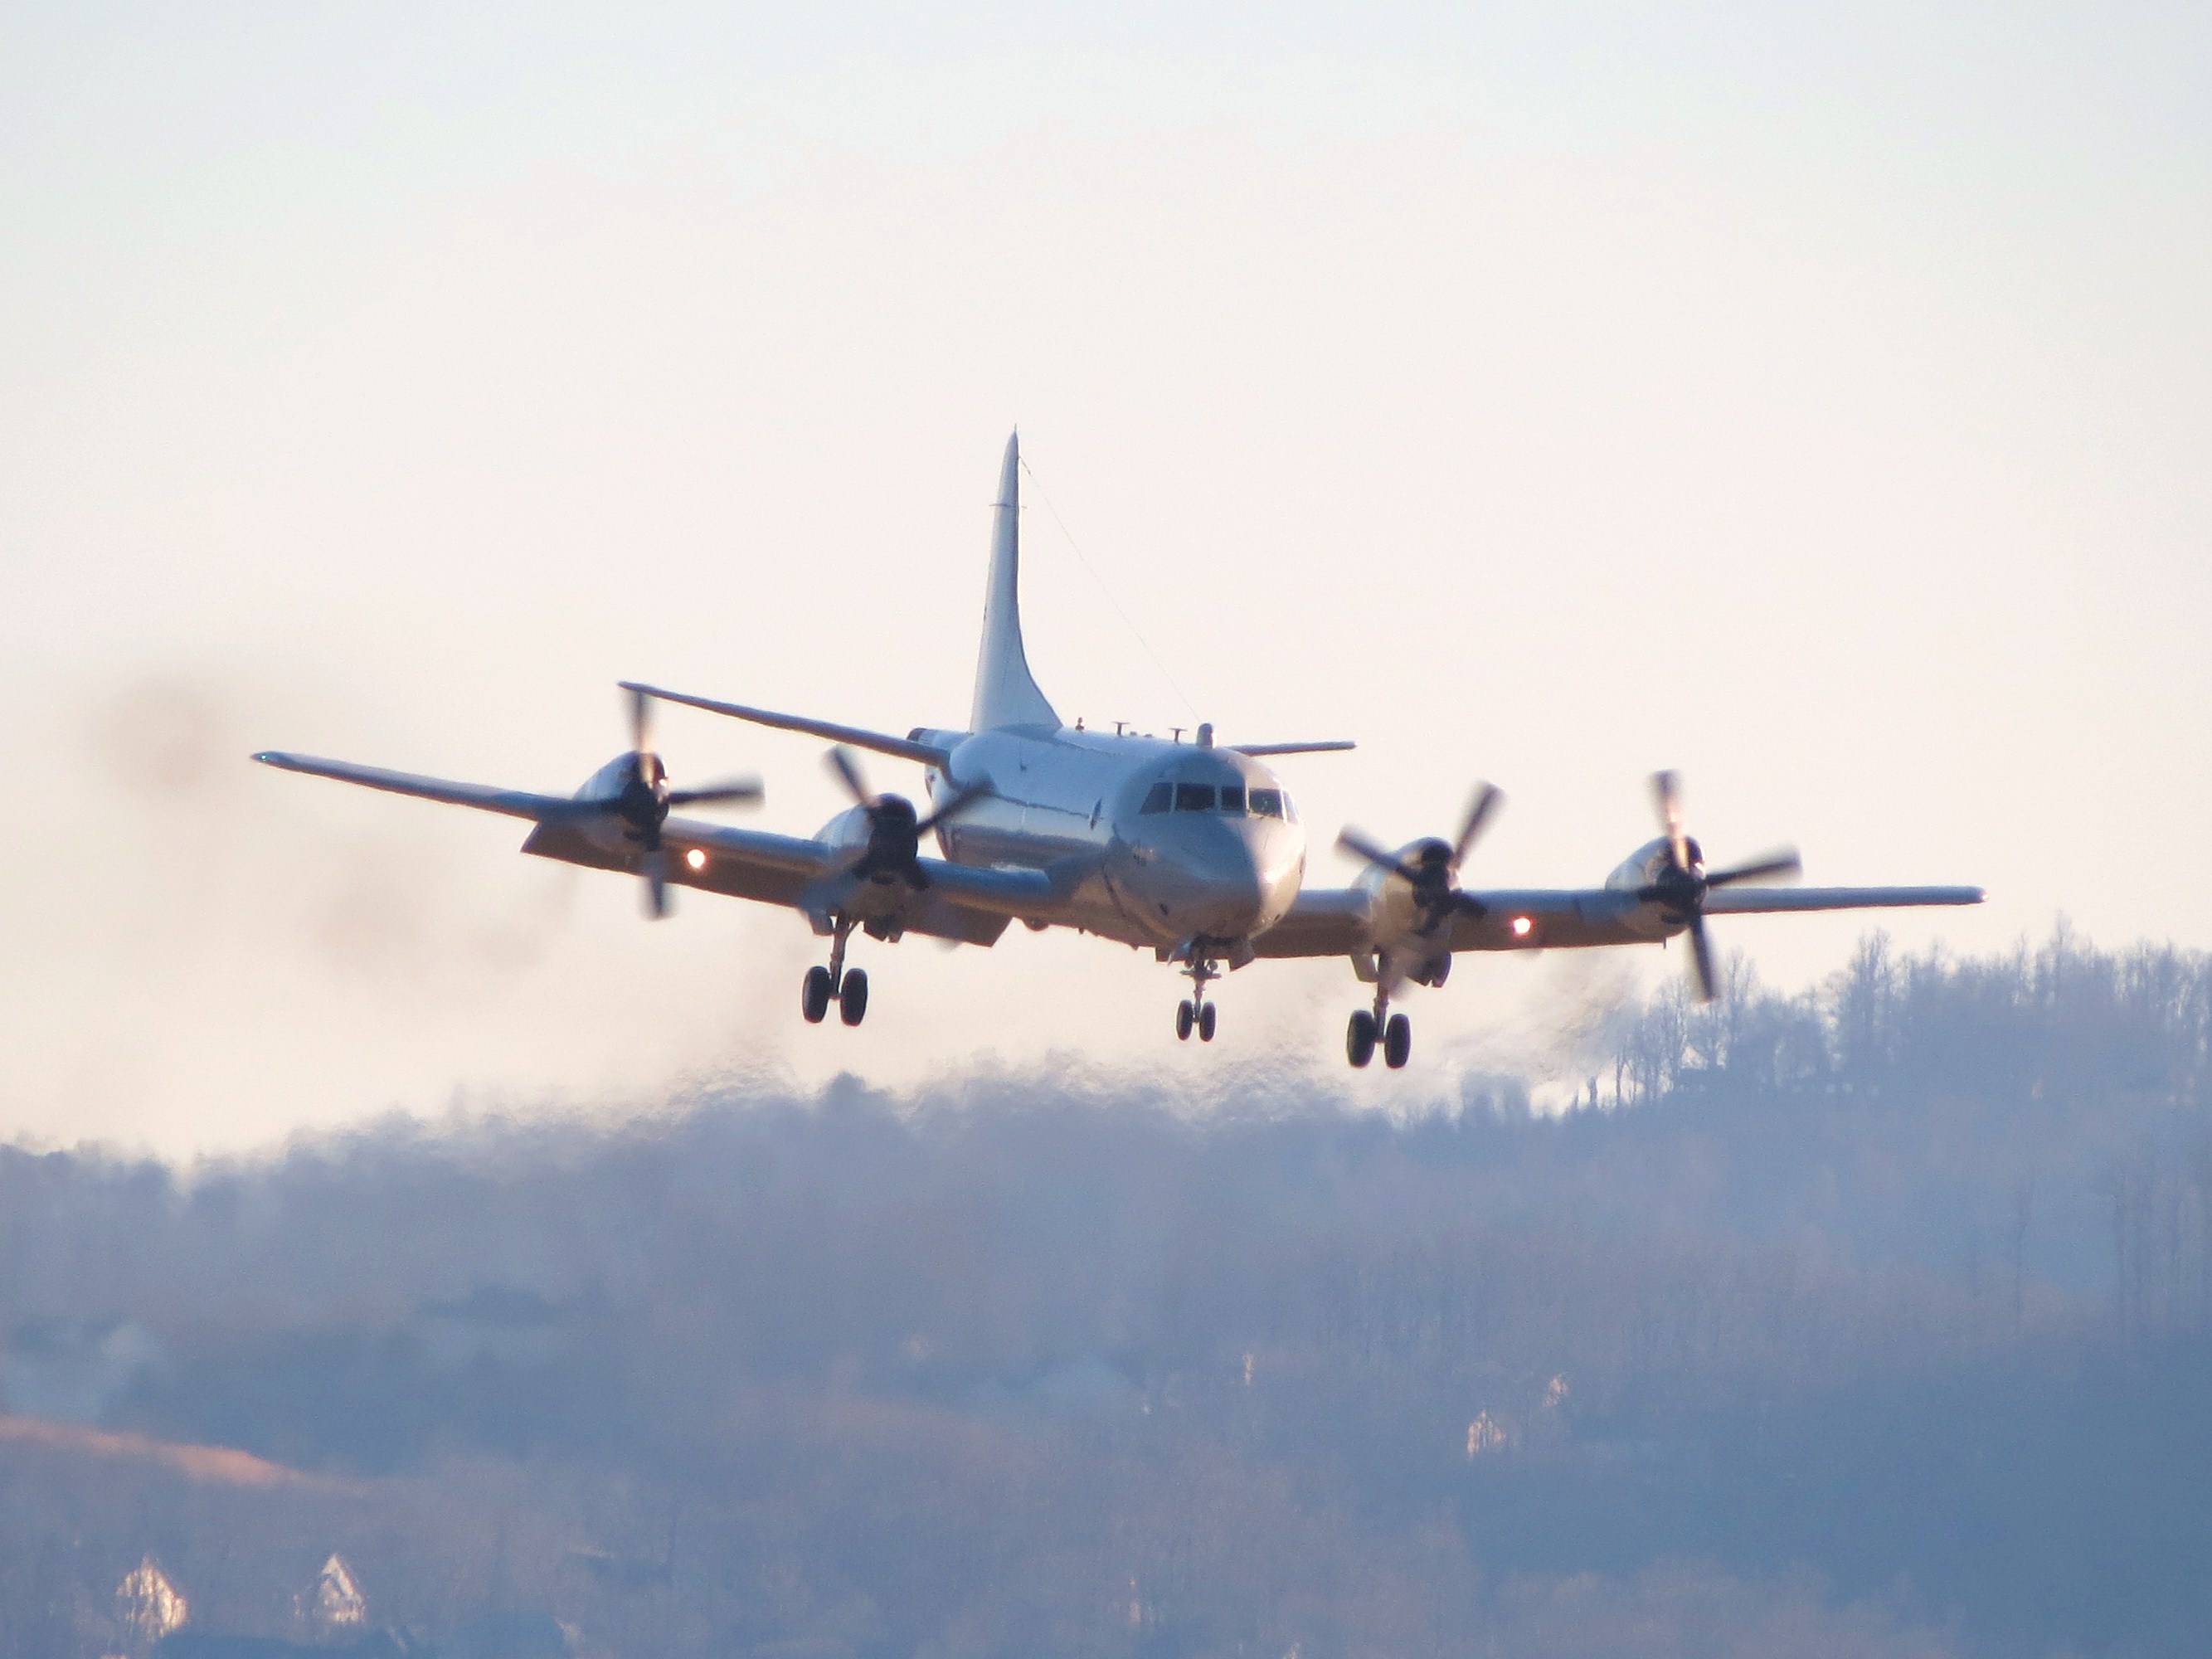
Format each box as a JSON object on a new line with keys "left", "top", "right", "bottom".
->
{"left": 1336, "top": 781, "right": 1505, "bottom": 935}
{"left": 1635, "top": 771, "right": 1799, "bottom": 1001}
{"left": 823, "top": 746, "right": 994, "bottom": 891}
{"left": 577, "top": 687, "right": 764, "bottom": 918}
{"left": 1453, "top": 783, "right": 1504, "bottom": 868}
{"left": 1335, "top": 826, "right": 1421, "bottom": 886}
{"left": 826, "top": 746, "right": 874, "bottom": 807}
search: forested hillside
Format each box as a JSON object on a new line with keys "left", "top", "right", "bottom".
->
{"left": 4, "top": 928, "right": 2206, "bottom": 1657}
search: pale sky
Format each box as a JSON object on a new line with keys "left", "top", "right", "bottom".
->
{"left": 2, "top": 2, "right": 2206, "bottom": 1154}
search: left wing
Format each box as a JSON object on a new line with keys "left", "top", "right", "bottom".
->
{"left": 1704, "top": 885, "right": 1986, "bottom": 913}
{"left": 1255, "top": 881, "right": 1986, "bottom": 960}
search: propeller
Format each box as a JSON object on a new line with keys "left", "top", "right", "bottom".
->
{"left": 1335, "top": 782, "right": 1505, "bottom": 937}
{"left": 1636, "top": 770, "right": 1801, "bottom": 1000}
{"left": 597, "top": 686, "right": 764, "bottom": 918}
{"left": 824, "top": 744, "right": 992, "bottom": 891}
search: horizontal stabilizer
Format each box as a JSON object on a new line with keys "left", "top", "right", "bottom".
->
{"left": 1229, "top": 740, "right": 1357, "bottom": 757}
{"left": 621, "top": 683, "right": 951, "bottom": 767}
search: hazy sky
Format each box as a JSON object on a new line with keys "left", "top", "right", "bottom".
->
{"left": 2, "top": 2, "right": 2206, "bottom": 1153}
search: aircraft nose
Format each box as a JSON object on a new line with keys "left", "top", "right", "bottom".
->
{"left": 1186, "top": 820, "right": 1298, "bottom": 938}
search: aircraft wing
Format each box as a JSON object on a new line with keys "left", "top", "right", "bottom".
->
{"left": 1252, "top": 886, "right": 1635, "bottom": 959}
{"left": 256, "top": 751, "right": 1044, "bottom": 946}
{"left": 253, "top": 752, "right": 600, "bottom": 821}
{"left": 1250, "top": 888, "right": 1372, "bottom": 957}
{"left": 1255, "top": 879, "right": 1986, "bottom": 961}
{"left": 523, "top": 813, "right": 1055, "bottom": 946}
{"left": 1446, "top": 884, "right": 1985, "bottom": 948}
{"left": 1704, "top": 884, "right": 1986, "bottom": 914}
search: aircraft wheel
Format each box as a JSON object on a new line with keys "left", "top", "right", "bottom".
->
{"left": 1175, "top": 1000, "right": 1195, "bottom": 1042}
{"left": 1198, "top": 1003, "right": 1218, "bottom": 1043}
{"left": 1383, "top": 1012, "right": 1412, "bottom": 1069}
{"left": 839, "top": 967, "right": 869, "bottom": 1027}
{"left": 802, "top": 966, "right": 834, "bottom": 1024}
{"left": 1346, "top": 1010, "right": 1377, "bottom": 1068}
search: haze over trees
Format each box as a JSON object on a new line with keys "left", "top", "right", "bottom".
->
{"left": 2, "top": 927, "right": 2207, "bottom": 1657}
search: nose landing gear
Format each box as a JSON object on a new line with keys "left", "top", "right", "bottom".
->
{"left": 801, "top": 917, "right": 871, "bottom": 1029}
{"left": 1174, "top": 955, "right": 1221, "bottom": 1043}
{"left": 1346, "top": 989, "right": 1411, "bottom": 1069}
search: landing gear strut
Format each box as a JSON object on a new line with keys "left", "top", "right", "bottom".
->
{"left": 1346, "top": 985, "right": 1411, "bottom": 1069}
{"left": 802, "top": 917, "right": 870, "bottom": 1029}
{"left": 1174, "top": 954, "right": 1220, "bottom": 1044}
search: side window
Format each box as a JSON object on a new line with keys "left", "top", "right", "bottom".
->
{"left": 1248, "top": 788, "right": 1283, "bottom": 819}
{"left": 1174, "top": 783, "right": 1216, "bottom": 812}
{"left": 1283, "top": 791, "right": 1297, "bottom": 822}
{"left": 1218, "top": 785, "right": 1246, "bottom": 815}
{"left": 1140, "top": 782, "right": 1173, "bottom": 815}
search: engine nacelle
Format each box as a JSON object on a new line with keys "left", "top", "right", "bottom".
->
{"left": 1605, "top": 834, "right": 1704, "bottom": 895}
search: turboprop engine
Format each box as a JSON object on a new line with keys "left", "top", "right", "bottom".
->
{"left": 1336, "top": 782, "right": 1504, "bottom": 990}
{"left": 1603, "top": 771, "right": 1801, "bottom": 1000}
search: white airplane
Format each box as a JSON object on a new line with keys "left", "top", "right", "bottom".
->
{"left": 256, "top": 434, "right": 1982, "bottom": 1068}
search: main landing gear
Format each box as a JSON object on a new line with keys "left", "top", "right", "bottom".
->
{"left": 1346, "top": 988, "right": 1412, "bottom": 1070}
{"left": 1174, "top": 955, "right": 1221, "bottom": 1044}
{"left": 801, "top": 917, "right": 869, "bottom": 1029}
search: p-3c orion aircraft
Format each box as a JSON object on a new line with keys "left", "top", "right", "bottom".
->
{"left": 256, "top": 433, "right": 1982, "bottom": 1068}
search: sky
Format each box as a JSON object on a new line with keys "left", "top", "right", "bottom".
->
{"left": 1, "top": 2, "right": 2206, "bottom": 1154}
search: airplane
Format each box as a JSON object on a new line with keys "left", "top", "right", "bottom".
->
{"left": 255, "top": 432, "right": 1983, "bottom": 1068}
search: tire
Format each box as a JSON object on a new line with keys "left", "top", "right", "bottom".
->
{"left": 802, "top": 966, "right": 833, "bottom": 1024}
{"left": 1383, "top": 1012, "right": 1412, "bottom": 1069}
{"left": 1346, "top": 1010, "right": 1377, "bottom": 1068}
{"left": 839, "top": 967, "right": 869, "bottom": 1027}
{"left": 1175, "top": 1000, "right": 1195, "bottom": 1041}
{"left": 1198, "top": 1002, "right": 1218, "bottom": 1043}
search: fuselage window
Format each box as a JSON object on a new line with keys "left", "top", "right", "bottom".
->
{"left": 1218, "top": 785, "right": 1246, "bottom": 815}
{"left": 1248, "top": 788, "right": 1284, "bottom": 819}
{"left": 1174, "top": 783, "right": 1217, "bottom": 812}
{"left": 1140, "top": 782, "right": 1173, "bottom": 815}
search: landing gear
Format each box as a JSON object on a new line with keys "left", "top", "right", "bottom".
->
{"left": 803, "top": 917, "right": 869, "bottom": 1029}
{"left": 1346, "top": 993, "right": 1412, "bottom": 1069}
{"left": 1346, "top": 1009, "right": 1377, "bottom": 1068}
{"left": 1174, "top": 952, "right": 1222, "bottom": 1044}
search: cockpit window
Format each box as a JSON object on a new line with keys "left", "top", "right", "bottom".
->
{"left": 1140, "top": 781, "right": 1173, "bottom": 815}
{"left": 1248, "top": 788, "right": 1284, "bottom": 819}
{"left": 1218, "top": 784, "right": 1246, "bottom": 815}
{"left": 1174, "top": 783, "right": 1216, "bottom": 812}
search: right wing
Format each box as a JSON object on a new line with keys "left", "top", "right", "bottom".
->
{"left": 256, "top": 752, "right": 1062, "bottom": 948}
{"left": 253, "top": 752, "right": 598, "bottom": 821}
{"left": 621, "top": 682, "right": 950, "bottom": 768}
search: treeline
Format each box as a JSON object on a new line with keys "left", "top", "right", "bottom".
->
{"left": 1596, "top": 926, "right": 2212, "bottom": 1321}
{"left": 1, "top": 928, "right": 2207, "bottom": 1657}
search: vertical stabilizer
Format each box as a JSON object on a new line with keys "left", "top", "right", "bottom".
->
{"left": 970, "top": 431, "right": 1062, "bottom": 732}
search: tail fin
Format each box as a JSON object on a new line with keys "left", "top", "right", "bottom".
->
{"left": 970, "top": 431, "right": 1061, "bottom": 732}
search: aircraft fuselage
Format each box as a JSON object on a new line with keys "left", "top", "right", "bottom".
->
{"left": 903, "top": 725, "right": 1305, "bottom": 953}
